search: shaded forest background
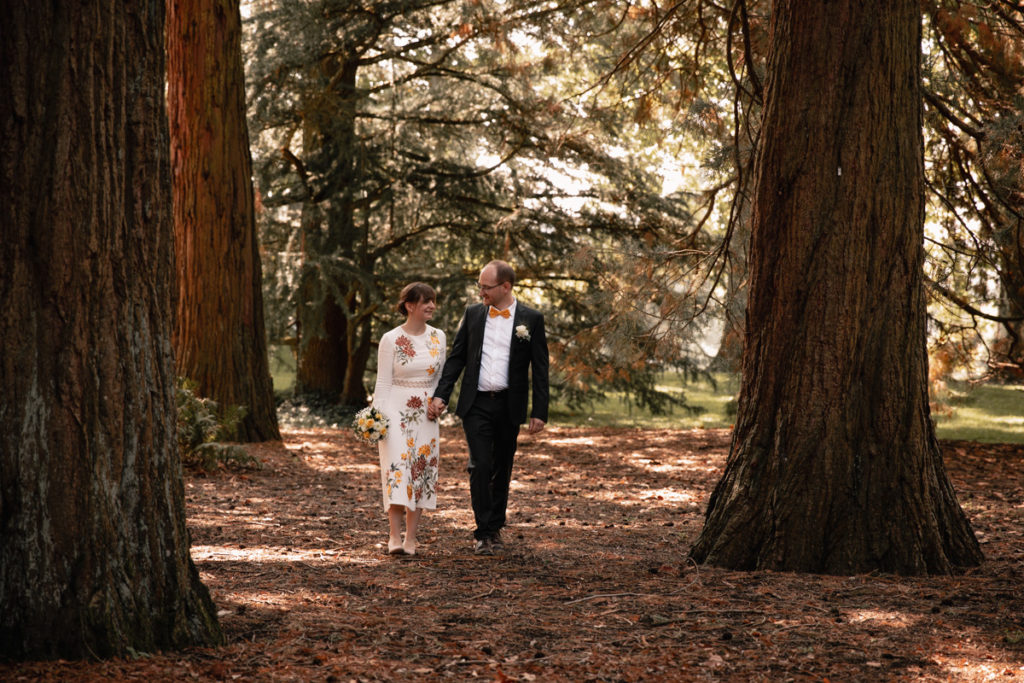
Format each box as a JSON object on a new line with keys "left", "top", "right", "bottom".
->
{"left": 240, "top": 0, "right": 1024, "bottom": 418}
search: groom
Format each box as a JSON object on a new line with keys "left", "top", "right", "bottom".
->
{"left": 429, "top": 260, "right": 549, "bottom": 555}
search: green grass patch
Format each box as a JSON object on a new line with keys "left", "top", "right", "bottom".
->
{"left": 270, "top": 344, "right": 297, "bottom": 393}
{"left": 550, "top": 372, "right": 739, "bottom": 430}
{"left": 553, "top": 373, "right": 1024, "bottom": 444}
{"left": 931, "top": 381, "right": 1024, "bottom": 444}
{"left": 267, "top": 349, "right": 1024, "bottom": 443}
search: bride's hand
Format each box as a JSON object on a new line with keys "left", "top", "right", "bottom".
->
{"left": 427, "top": 398, "right": 446, "bottom": 421}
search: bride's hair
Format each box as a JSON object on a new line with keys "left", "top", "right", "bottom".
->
{"left": 397, "top": 282, "right": 437, "bottom": 315}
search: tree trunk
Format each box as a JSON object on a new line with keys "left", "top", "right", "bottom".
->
{"left": 296, "top": 289, "right": 350, "bottom": 398}
{"left": 0, "top": 1, "right": 222, "bottom": 658}
{"left": 341, "top": 296, "right": 374, "bottom": 405}
{"left": 690, "top": 0, "right": 983, "bottom": 575}
{"left": 294, "top": 56, "right": 373, "bottom": 405}
{"left": 991, "top": 227, "right": 1024, "bottom": 377}
{"left": 167, "top": 0, "right": 281, "bottom": 441}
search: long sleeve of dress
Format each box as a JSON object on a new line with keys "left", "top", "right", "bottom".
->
{"left": 429, "top": 331, "right": 447, "bottom": 396}
{"left": 373, "top": 330, "right": 394, "bottom": 410}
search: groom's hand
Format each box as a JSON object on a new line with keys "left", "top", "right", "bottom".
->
{"left": 428, "top": 398, "right": 446, "bottom": 421}
{"left": 527, "top": 417, "right": 545, "bottom": 435}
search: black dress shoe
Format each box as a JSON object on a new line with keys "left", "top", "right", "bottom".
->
{"left": 489, "top": 531, "right": 505, "bottom": 551}
{"left": 474, "top": 538, "right": 493, "bottom": 555}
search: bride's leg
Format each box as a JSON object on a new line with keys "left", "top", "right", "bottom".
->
{"left": 403, "top": 507, "right": 423, "bottom": 555}
{"left": 388, "top": 505, "right": 405, "bottom": 553}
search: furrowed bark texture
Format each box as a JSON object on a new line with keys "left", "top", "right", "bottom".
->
{"left": 0, "top": 1, "right": 222, "bottom": 658}
{"left": 168, "top": 0, "right": 281, "bottom": 441}
{"left": 690, "top": 0, "right": 983, "bottom": 574}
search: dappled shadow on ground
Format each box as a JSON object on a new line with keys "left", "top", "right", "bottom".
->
{"left": 5, "top": 427, "right": 1024, "bottom": 681}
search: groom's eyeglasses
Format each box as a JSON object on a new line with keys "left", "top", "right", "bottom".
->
{"left": 477, "top": 282, "right": 503, "bottom": 291}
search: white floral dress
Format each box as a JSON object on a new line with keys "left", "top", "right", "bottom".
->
{"left": 373, "top": 325, "right": 446, "bottom": 510}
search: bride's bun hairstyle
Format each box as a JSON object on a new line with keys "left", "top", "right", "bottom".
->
{"left": 397, "top": 282, "right": 437, "bottom": 315}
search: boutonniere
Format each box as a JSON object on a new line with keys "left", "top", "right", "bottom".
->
{"left": 515, "top": 324, "right": 530, "bottom": 341}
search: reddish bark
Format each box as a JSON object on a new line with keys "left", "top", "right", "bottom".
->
{"left": 0, "top": 1, "right": 221, "bottom": 657}
{"left": 691, "top": 0, "right": 983, "bottom": 574}
{"left": 167, "top": 0, "right": 281, "bottom": 441}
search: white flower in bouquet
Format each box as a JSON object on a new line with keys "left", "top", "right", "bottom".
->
{"left": 353, "top": 406, "right": 389, "bottom": 443}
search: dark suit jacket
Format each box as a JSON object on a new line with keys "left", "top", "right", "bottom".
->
{"left": 434, "top": 302, "right": 549, "bottom": 425}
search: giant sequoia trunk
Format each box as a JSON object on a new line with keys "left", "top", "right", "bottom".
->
{"left": 0, "top": 2, "right": 222, "bottom": 658}
{"left": 690, "top": 0, "right": 983, "bottom": 574}
{"left": 168, "top": 0, "right": 281, "bottom": 441}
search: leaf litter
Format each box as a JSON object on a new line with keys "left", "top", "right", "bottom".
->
{"left": 4, "top": 427, "right": 1023, "bottom": 681}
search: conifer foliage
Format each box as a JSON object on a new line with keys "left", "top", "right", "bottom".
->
{"left": 921, "top": 2, "right": 1024, "bottom": 379}
{"left": 244, "top": 0, "right": 718, "bottom": 410}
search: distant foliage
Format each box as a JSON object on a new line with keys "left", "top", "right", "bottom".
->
{"left": 275, "top": 394, "right": 360, "bottom": 430}
{"left": 176, "top": 378, "right": 260, "bottom": 471}
{"left": 243, "top": 0, "right": 1024, "bottom": 409}
{"left": 237, "top": 0, "right": 1024, "bottom": 409}
{"left": 243, "top": 0, "right": 730, "bottom": 412}
{"left": 916, "top": 6, "right": 1024, "bottom": 377}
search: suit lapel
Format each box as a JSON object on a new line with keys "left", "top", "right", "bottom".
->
{"left": 471, "top": 304, "right": 486, "bottom": 365}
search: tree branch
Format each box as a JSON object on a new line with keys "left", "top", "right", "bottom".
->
{"left": 926, "top": 276, "right": 1024, "bottom": 323}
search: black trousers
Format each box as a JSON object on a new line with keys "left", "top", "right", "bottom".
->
{"left": 462, "top": 391, "right": 520, "bottom": 540}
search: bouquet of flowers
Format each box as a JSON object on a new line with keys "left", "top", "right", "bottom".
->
{"left": 353, "top": 406, "right": 389, "bottom": 443}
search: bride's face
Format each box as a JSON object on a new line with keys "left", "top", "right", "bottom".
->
{"left": 406, "top": 298, "right": 436, "bottom": 323}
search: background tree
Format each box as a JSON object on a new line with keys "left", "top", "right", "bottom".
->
{"left": 0, "top": 1, "right": 222, "bottom": 657}
{"left": 246, "top": 0, "right": 711, "bottom": 411}
{"left": 168, "top": 0, "right": 281, "bottom": 441}
{"left": 920, "top": 3, "right": 1024, "bottom": 379}
{"left": 689, "top": 0, "right": 983, "bottom": 574}
{"left": 248, "top": 0, "right": 515, "bottom": 404}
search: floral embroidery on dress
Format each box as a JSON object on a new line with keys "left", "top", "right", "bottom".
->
{"left": 400, "top": 394, "right": 424, "bottom": 428}
{"left": 395, "top": 335, "right": 416, "bottom": 364}
{"left": 408, "top": 437, "right": 438, "bottom": 503}
{"left": 425, "top": 330, "right": 443, "bottom": 376}
{"left": 385, "top": 389, "right": 438, "bottom": 505}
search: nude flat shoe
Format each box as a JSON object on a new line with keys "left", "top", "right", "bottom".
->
{"left": 388, "top": 540, "right": 406, "bottom": 555}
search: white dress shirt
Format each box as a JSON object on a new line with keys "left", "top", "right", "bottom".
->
{"left": 478, "top": 299, "right": 516, "bottom": 392}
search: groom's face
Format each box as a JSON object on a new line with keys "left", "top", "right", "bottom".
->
{"left": 477, "top": 266, "right": 511, "bottom": 308}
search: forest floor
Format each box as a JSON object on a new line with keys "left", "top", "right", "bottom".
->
{"left": 5, "top": 425, "right": 1024, "bottom": 682}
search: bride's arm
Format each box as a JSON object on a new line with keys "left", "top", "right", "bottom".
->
{"left": 373, "top": 330, "right": 394, "bottom": 409}
{"left": 429, "top": 330, "right": 446, "bottom": 396}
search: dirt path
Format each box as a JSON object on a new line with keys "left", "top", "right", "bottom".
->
{"left": 5, "top": 426, "right": 1024, "bottom": 681}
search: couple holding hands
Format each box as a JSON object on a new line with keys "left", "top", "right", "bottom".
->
{"left": 371, "top": 260, "right": 549, "bottom": 557}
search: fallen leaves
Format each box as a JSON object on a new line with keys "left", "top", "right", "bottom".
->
{"left": 4, "top": 427, "right": 1024, "bottom": 681}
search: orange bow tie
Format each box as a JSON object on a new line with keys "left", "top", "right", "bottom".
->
{"left": 489, "top": 307, "right": 511, "bottom": 319}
